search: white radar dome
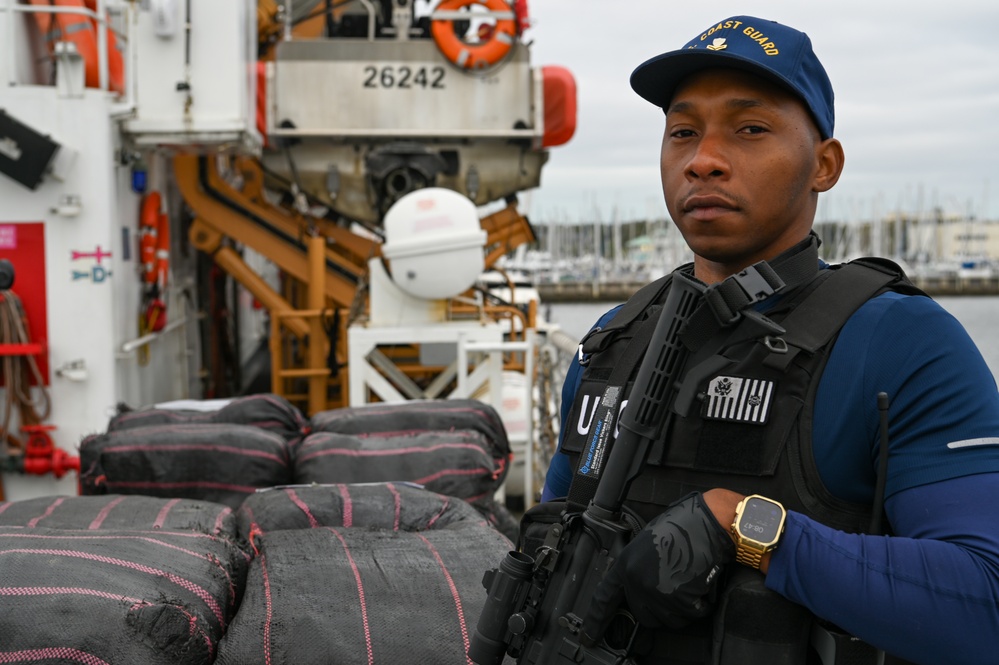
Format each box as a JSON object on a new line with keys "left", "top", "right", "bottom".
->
{"left": 381, "top": 187, "right": 487, "bottom": 300}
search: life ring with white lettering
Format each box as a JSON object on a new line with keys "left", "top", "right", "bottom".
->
{"left": 431, "top": 0, "right": 517, "bottom": 70}
{"left": 28, "top": 0, "right": 125, "bottom": 94}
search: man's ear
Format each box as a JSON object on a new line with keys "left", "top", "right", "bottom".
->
{"left": 813, "top": 138, "right": 844, "bottom": 193}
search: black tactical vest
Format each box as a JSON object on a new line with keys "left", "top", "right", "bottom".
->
{"left": 557, "top": 250, "right": 924, "bottom": 665}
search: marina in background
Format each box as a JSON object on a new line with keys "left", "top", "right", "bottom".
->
{"left": 502, "top": 212, "right": 999, "bottom": 301}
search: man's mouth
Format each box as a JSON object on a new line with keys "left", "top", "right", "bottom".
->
{"left": 682, "top": 194, "right": 736, "bottom": 211}
{"left": 681, "top": 194, "right": 738, "bottom": 220}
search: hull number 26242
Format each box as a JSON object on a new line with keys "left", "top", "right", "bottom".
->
{"left": 362, "top": 66, "right": 446, "bottom": 89}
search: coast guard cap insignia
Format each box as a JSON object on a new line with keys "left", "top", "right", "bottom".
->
{"left": 706, "top": 38, "right": 728, "bottom": 51}
{"left": 704, "top": 376, "right": 774, "bottom": 424}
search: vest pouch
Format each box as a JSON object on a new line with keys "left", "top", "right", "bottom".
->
{"left": 517, "top": 499, "right": 567, "bottom": 556}
{"left": 811, "top": 621, "right": 884, "bottom": 665}
{"left": 712, "top": 566, "right": 811, "bottom": 665}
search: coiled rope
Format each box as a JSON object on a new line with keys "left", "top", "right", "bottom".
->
{"left": 0, "top": 288, "right": 51, "bottom": 449}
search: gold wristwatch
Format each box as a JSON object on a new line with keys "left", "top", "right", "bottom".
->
{"left": 731, "top": 494, "right": 786, "bottom": 570}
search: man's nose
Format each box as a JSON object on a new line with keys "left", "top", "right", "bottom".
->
{"left": 685, "top": 133, "right": 730, "bottom": 180}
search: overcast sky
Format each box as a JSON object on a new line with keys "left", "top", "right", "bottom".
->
{"left": 518, "top": 1, "right": 999, "bottom": 225}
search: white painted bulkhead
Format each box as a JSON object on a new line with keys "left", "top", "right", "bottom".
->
{"left": 0, "top": 87, "right": 197, "bottom": 500}
{"left": 0, "top": 1, "right": 251, "bottom": 500}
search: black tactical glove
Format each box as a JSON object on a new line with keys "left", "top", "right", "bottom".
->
{"left": 581, "top": 492, "right": 735, "bottom": 644}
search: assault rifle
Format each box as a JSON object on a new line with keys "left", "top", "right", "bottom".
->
{"left": 469, "top": 270, "right": 719, "bottom": 665}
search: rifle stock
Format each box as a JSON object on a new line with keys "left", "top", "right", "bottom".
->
{"left": 469, "top": 272, "right": 707, "bottom": 665}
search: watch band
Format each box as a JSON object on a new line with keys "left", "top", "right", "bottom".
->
{"left": 734, "top": 542, "right": 766, "bottom": 569}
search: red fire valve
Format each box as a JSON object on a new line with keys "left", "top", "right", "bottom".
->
{"left": 19, "top": 424, "right": 80, "bottom": 479}
{"left": 145, "top": 298, "right": 167, "bottom": 333}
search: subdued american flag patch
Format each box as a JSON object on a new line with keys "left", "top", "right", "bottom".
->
{"left": 704, "top": 376, "right": 774, "bottom": 424}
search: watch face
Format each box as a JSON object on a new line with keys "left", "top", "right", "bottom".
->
{"left": 738, "top": 497, "right": 784, "bottom": 545}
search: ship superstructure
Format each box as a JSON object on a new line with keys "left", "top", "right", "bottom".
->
{"left": 0, "top": 0, "right": 577, "bottom": 507}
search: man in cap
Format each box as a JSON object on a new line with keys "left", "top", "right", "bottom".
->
{"left": 540, "top": 16, "right": 999, "bottom": 664}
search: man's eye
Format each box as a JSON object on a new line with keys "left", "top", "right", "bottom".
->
{"left": 670, "top": 128, "right": 696, "bottom": 139}
{"left": 739, "top": 125, "right": 768, "bottom": 135}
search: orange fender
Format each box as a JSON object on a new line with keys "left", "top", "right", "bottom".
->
{"left": 541, "top": 66, "right": 577, "bottom": 147}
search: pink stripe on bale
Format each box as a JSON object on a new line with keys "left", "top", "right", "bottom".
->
{"left": 320, "top": 405, "right": 495, "bottom": 421}
{"left": 114, "top": 410, "right": 212, "bottom": 424}
{"left": 327, "top": 528, "right": 374, "bottom": 665}
{"left": 284, "top": 489, "right": 319, "bottom": 528}
{"left": 297, "top": 442, "right": 487, "bottom": 463}
{"left": 413, "top": 467, "right": 493, "bottom": 485}
{"left": 0, "top": 528, "right": 239, "bottom": 560}
{"left": 260, "top": 552, "right": 274, "bottom": 665}
{"left": 104, "top": 480, "right": 259, "bottom": 494}
{"left": 386, "top": 483, "right": 402, "bottom": 531}
{"left": 0, "top": 586, "right": 142, "bottom": 603}
{"left": 416, "top": 534, "right": 472, "bottom": 665}
{"left": 337, "top": 484, "right": 353, "bottom": 527}
{"left": 27, "top": 498, "right": 65, "bottom": 528}
{"left": 213, "top": 507, "right": 232, "bottom": 536}
{"left": 153, "top": 499, "right": 182, "bottom": 529}
{"left": 426, "top": 497, "right": 451, "bottom": 530}
{"left": 102, "top": 443, "right": 287, "bottom": 466}
{"left": 352, "top": 429, "right": 436, "bottom": 438}
{"left": 0, "top": 648, "right": 112, "bottom": 664}
{"left": 88, "top": 497, "right": 125, "bottom": 530}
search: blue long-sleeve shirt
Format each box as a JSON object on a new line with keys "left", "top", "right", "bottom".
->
{"left": 542, "top": 289, "right": 999, "bottom": 663}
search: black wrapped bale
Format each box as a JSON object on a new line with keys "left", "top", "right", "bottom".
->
{"left": 215, "top": 521, "right": 512, "bottom": 665}
{"left": 0, "top": 526, "right": 248, "bottom": 664}
{"left": 235, "top": 482, "right": 487, "bottom": 543}
{"left": 310, "top": 398, "right": 510, "bottom": 468}
{"left": 0, "top": 494, "right": 237, "bottom": 538}
{"left": 79, "top": 423, "right": 292, "bottom": 509}
{"left": 293, "top": 429, "right": 506, "bottom": 502}
{"left": 108, "top": 393, "right": 308, "bottom": 444}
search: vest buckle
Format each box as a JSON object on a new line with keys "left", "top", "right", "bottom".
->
{"left": 577, "top": 326, "right": 603, "bottom": 366}
{"left": 732, "top": 262, "right": 784, "bottom": 304}
{"left": 704, "top": 262, "right": 785, "bottom": 327}
{"left": 764, "top": 336, "right": 789, "bottom": 354}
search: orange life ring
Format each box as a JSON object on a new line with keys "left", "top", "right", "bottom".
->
{"left": 139, "top": 192, "right": 160, "bottom": 286}
{"left": 28, "top": 0, "right": 125, "bottom": 93}
{"left": 431, "top": 0, "right": 516, "bottom": 70}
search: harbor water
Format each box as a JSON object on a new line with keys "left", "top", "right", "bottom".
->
{"left": 547, "top": 296, "right": 999, "bottom": 381}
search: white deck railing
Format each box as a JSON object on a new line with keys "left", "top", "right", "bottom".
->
{"left": 1, "top": 0, "right": 132, "bottom": 102}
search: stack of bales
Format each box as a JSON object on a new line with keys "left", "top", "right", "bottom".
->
{"left": 0, "top": 395, "right": 518, "bottom": 664}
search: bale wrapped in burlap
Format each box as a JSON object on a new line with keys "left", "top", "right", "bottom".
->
{"left": 79, "top": 423, "right": 292, "bottom": 509}
{"left": 0, "top": 494, "right": 237, "bottom": 538}
{"left": 309, "top": 399, "right": 509, "bottom": 462}
{"left": 0, "top": 526, "right": 248, "bottom": 664}
{"left": 108, "top": 393, "right": 308, "bottom": 444}
{"left": 215, "top": 520, "right": 512, "bottom": 664}
{"left": 234, "top": 482, "right": 489, "bottom": 544}
{"left": 302, "top": 400, "right": 518, "bottom": 539}
{"left": 292, "top": 429, "right": 505, "bottom": 502}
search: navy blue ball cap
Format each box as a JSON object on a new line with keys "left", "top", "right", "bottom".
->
{"left": 631, "top": 16, "right": 835, "bottom": 139}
